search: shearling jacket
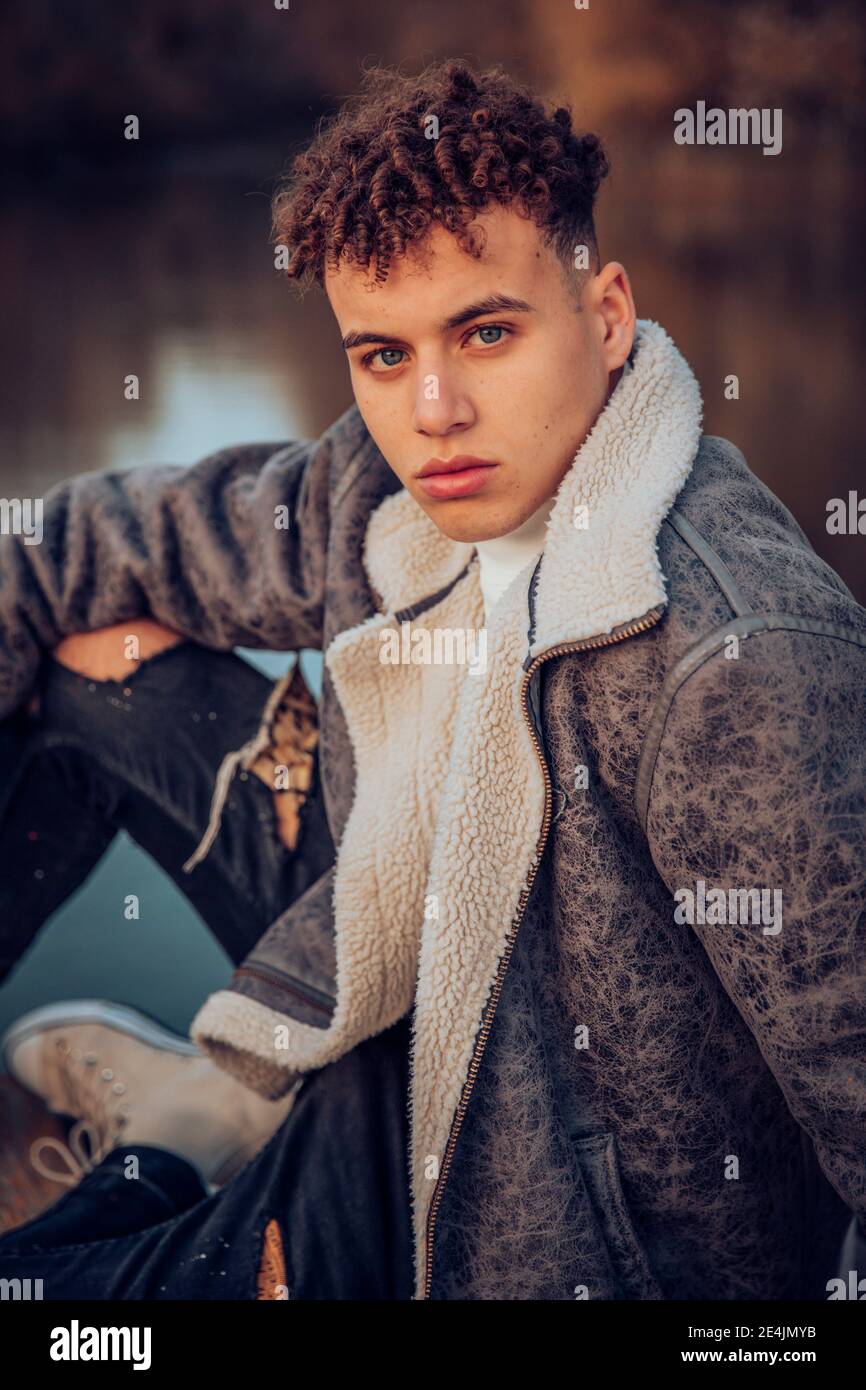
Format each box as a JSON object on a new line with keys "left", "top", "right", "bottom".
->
{"left": 1, "top": 320, "right": 864, "bottom": 1301}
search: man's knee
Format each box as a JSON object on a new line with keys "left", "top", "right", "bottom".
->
{"left": 51, "top": 620, "right": 185, "bottom": 682}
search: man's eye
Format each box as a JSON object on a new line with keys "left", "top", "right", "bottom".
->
{"left": 469, "top": 325, "right": 509, "bottom": 346}
{"left": 365, "top": 347, "right": 406, "bottom": 370}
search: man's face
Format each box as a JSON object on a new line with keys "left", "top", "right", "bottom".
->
{"left": 325, "top": 204, "right": 635, "bottom": 542}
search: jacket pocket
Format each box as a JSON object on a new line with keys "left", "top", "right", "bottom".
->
{"left": 569, "top": 1131, "right": 664, "bottom": 1300}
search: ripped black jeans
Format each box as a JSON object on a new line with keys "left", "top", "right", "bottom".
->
{"left": 0, "top": 643, "right": 333, "bottom": 979}
{"left": 0, "top": 644, "right": 415, "bottom": 1299}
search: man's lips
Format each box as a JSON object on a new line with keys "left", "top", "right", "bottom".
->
{"left": 416, "top": 454, "right": 499, "bottom": 479}
{"left": 414, "top": 455, "right": 500, "bottom": 500}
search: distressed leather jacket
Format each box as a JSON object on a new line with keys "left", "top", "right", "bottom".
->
{"left": 1, "top": 320, "right": 864, "bottom": 1300}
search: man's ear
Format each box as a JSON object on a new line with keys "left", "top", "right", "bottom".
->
{"left": 591, "top": 262, "right": 636, "bottom": 373}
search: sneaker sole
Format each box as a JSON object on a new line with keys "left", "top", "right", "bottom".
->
{"left": 1, "top": 998, "right": 201, "bottom": 1084}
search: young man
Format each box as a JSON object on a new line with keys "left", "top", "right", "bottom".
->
{"left": 0, "top": 59, "right": 864, "bottom": 1302}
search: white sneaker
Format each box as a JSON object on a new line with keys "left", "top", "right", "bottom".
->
{"left": 2, "top": 999, "right": 300, "bottom": 1194}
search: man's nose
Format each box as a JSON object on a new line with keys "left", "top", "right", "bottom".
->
{"left": 411, "top": 367, "right": 475, "bottom": 436}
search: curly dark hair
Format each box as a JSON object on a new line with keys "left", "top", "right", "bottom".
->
{"left": 271, "top": 58, "right": 610, "bottom": 293}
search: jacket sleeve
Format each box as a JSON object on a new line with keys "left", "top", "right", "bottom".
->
{"left": 0, "top": 433, "right": 334, "bottom": 719}
{"left": 644, "top": 625, "right": 866, "bottom": 1228}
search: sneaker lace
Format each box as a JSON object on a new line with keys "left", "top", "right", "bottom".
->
{"left": 29, "top": 1036, "right": 132, "bottom": 1187}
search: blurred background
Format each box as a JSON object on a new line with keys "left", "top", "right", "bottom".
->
{"left": 0, "top": 0, "right": 864, "bottom": 1042}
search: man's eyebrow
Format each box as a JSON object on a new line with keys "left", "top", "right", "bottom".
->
{"left": 340, "top": 294, "right": 535, "bottom": 352}
{"left": 439, "top": 294, "right": 535, "bottom": 332}
{"left": 341, "top": 328, "right": 405, "bottom": 351}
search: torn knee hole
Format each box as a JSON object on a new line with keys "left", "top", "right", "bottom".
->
{"left": 52, "top": 623, "right": 186, "bottom": 683}
{"left": 249, "top": 676, "right": 318, "bottom": 853}
{"left": 183, "top": 662, "right": 318, "bottom": 873}
{"left": 250, "top": 752, "right": 314, "bottom": 854}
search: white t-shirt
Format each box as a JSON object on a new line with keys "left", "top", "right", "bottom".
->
{"left": 473, "top": 491, "right": 557, "bottom": 621}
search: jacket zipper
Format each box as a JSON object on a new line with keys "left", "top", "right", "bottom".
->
{"left": 421, "top": 603, "right": 665, "bottom": 1299}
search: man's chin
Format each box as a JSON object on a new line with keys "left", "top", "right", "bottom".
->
{"left": 415, "top": 499, "right": 507, "bottom": 545}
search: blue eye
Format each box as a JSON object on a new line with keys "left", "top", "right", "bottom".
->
{"left": 475, "top": 325, "right": 505, "bottom": 345}
{"left": 364, "top": 347, "right": 406, "bottom": 370}
{"left": 469, "top": 324, "right": 513, "bottom": 348}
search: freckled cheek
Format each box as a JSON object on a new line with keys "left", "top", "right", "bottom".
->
{"left": 497, "top": 351, "right": 556, "bottom": 407}
{"left": 355, "top": 397, "right": 413, "bottom": 478}
{"left": 350, "top": 380, "right": 389, "bottom": 434}
{"left": 482, "top": 367, "right": 548, "bottom": 434}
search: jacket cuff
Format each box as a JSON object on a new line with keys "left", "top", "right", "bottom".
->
{"left": 190, "top": 990, "right": 308, "bottom": 1100}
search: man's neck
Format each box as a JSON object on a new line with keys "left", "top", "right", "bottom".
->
{"left": 473, "top": 492, "right": 557, "bottom": 619}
